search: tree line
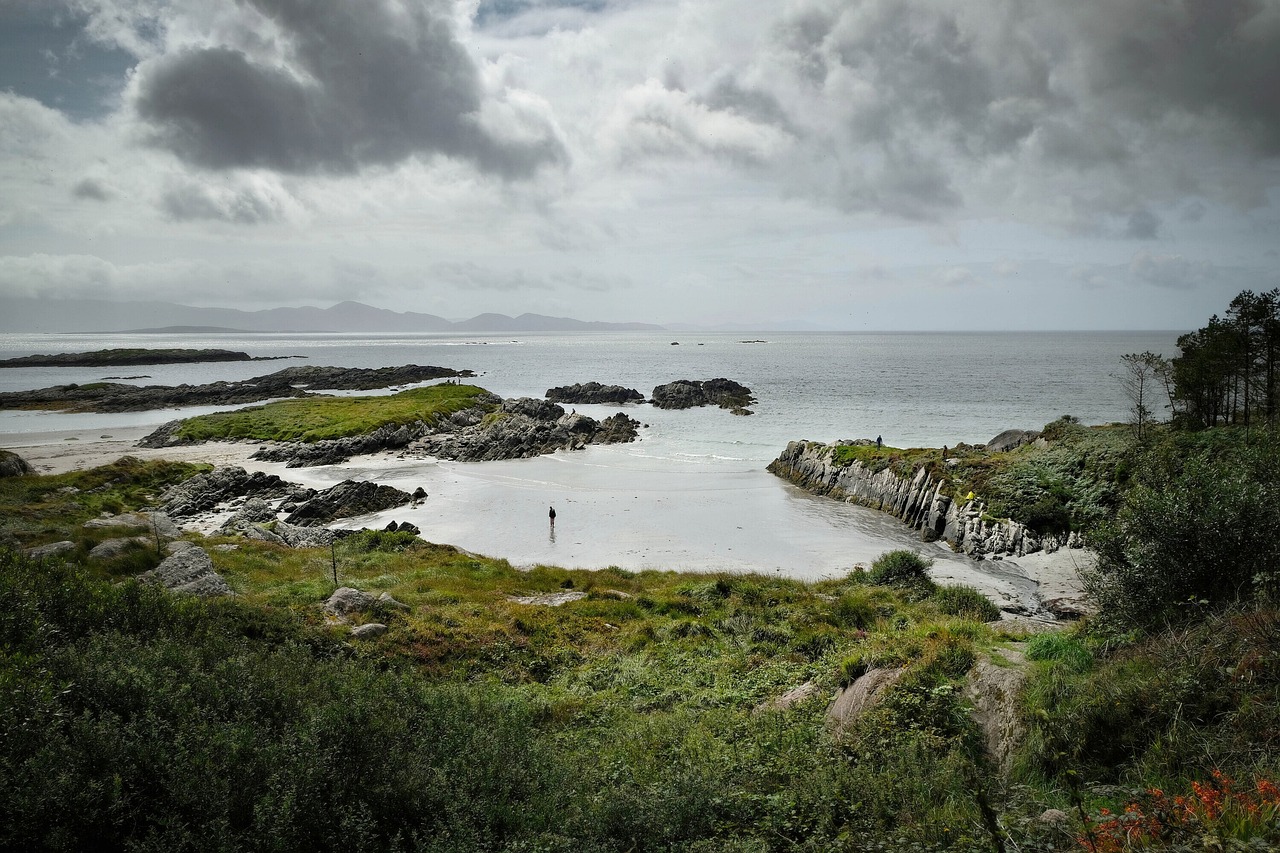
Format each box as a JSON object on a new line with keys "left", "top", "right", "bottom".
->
{"left": 1121, "top": 288, "right": 1280, "bottom": 435}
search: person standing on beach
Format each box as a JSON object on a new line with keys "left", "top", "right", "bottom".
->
{"left": 549, "top": 506, "right": 556, "bottom": 524}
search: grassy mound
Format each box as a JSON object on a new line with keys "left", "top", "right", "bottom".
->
{"left": 171, "top": 383, "right": 492, "bottom": 443}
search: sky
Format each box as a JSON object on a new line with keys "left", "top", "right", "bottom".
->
{"left": 0, "top": 0, "right": 1278, "bottom": 330}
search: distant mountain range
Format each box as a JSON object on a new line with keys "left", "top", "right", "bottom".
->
{"left": 0, "top": 297, "right": 665, "bottom": 334}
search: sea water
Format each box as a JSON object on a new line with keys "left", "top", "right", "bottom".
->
{"left": 0, "top": 330, "right": 1181, "bottom": 607}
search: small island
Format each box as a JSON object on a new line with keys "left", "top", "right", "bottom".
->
{"left": 0, "top": 347, "right": 301, "bottom": 368}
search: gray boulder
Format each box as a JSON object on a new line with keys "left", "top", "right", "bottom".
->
{"left": 89, "top": 537, "right": 151, "bottom": 560}
{"left": 964, "top": 651, "right": 1028, "bottom": 776}
{"left": 0, "top": 450, "right": 34, "bottom": 478}
{"left": 140, "top": 548, "right": 233, "bottom": 597}
{"left": 986, "top": 429, "right": 1041, "bottom": 453}
{"left": 325, "top": 586, "right": 376, "bottom": 616}
{"left": 273, "top": 521, "right": 333, "bottom": 548}
{"left": 350, "top": 623, "right": 388, "bottom": 639}
{"left": 85, "top": 511, "right": 181, "bottom": 540}
{"left": 24, "top": 540, "right": 76, "bottom": 560}
{"left": 826, "top": 668, "right": 905, "bottom": 735}
{"left": 160, "top": 467, "right": 295, "bottom": 518}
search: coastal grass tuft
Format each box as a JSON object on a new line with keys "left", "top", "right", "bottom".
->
{"left": 171, "top": 383, "right": 493, "bottom": 443}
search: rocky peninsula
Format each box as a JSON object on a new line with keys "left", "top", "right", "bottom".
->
{"left": 0, "top": 347, "right": 299, "bottom": 368}
{"left": 139, "top": 384, "right": 641, "bottom": 467}
{"left": 0, "top": 364, "right": 475, "bottom": 413}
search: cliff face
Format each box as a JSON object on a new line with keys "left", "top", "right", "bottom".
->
{"left": 767, "top": 440, "right": 1084, "bottom": 559}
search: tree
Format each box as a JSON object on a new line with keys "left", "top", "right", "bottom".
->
{"left": 1117, "top": 351, "right": 1170, "bottom": 441}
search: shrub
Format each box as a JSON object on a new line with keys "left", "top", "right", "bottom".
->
{"left": 1025, "top": 632, "right": 1093, "bottom": 673}
{"left": 868, "top": 550, "right": 936, "bottom": 591}
{"left": 933, "top": 585, "right": 1000, "bottom": 622}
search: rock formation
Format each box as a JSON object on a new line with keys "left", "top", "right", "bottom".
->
{"left": 283, "top": 480, "right": 413, "bottom": 527}
{"left": 139, "top": 547, "right": 233, "bottom": 597}
{"left": 545, "top": 382, "right": 644, "bottom": 404}
{"left": 0, "top": 450, "right": 33, "bottom": 477}
{"left": 768, "top": 440, "right": 1085, "bottom": 560}
{"left": 650, "top": 378, "right": 755, "bottom": 411}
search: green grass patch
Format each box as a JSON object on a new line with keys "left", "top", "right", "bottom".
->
{"left": 171, "top": 383, "right": 494, "bottom": 443}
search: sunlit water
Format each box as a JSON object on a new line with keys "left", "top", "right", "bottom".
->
{"left": 0, "top": 330, "right": 1180, "bottom": 608}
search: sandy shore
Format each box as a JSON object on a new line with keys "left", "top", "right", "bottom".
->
{"left": 2, "top": 426, "right": 1090, "bottom": 618}
{"left": 2, "top": 425, "right": 271, "bottom": 477}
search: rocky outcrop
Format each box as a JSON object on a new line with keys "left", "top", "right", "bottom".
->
{"left": 84, "top": 511, "right": 180, "bottom": 540}
{"left": 139, "top": 547, "right": 233, "bottom": 597}
{"left": 283, "top": 480, "right": 413, "bottom": 527}
{"left": 249, "top": 419, "right": 441, "bottom": 467}
{"left": 768, "top": 440, "right": 1085, "bottom": 560}
{"left": 159, "top": 467, "right": 296, "bottom": 516}
{"left": 409, "top": 400, "right": 640, "bottom": 462}
{"left": 325, "top": 586, "right": 377, "bottom": 616}
{"left": 826, "top": 668, "right": 905, "bottom": 735}
{"left": 0, "top": 450, "right": 33, "bottom": 477}
{"left": 20, "top": 364, "right": 474, "bottom": 415}
{"left": 24, "top": 540, "right": 75, "bottom": 560}
{"left": 546, "top": 382, "right": 644, "bottom": 404}
{"left": 651, "top": 378, "right": 755, "bottom": 411}
{"left": 986, "top": 429, "right": 1041, "bottom": 453}
{"left": 965, "top": 651, "right": 1029, "bottom": 776}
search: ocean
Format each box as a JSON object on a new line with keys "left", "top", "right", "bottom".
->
{"left": 0, "top": 330, "right": 1182, "bottom": 608}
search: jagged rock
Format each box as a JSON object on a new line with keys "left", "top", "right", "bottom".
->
{"left": 166, "top": 540, "right": 196, "bottom": 554}
{"left": 272, "top": 521, "right": 333, "bottom": 548}
{"left": 140, "top": 548, "right": 233, "bottom": 597}
{"left": 89, "top": 537, "right": 151, "bottom": 560}
{"left": 160, "top": 467, "right": 296, "bottom": 518}
{"left": 325, "top": 587, "right": 376, "bottom": 616}
{"left": 24, "top": 540, "right": 75, "bottom": 560}
{"left": 377, "top": 591, "right": 410, "bottom": 611}
{"left": 414, "top": 408, "right": 640, "bottom": 463}
{"left": 964, "top": 651, "right": 1028, "bottom": 776}
{"left": 502, "top": 397, "right": 565, "bottom": 419}
{"left": 546, "top": 382, "right": 644, "bottom": 404}
{"left": 382, "top": 521, "right": 420, "bottom": 536}
{"left": 85, "top": 511, "right": 181, "bottom": 540}
{"left": 284, "top": 480, "right": 413, "bottom": 527}
{"left": 411, "top": 487, "right": 427, "bottom": 500}
{"left": 0, "top": 450, "right": 34, "bottom": 477}
{"left": 651, "top": 378, "right": 755, "bottom": 410}
{"left": 251, "top": 420, "right": 433, "bottom": 467}
{"left": 768, "top": 440, "right": 1077, "bottom": 563}
{"left": 826, "top": 668, "right": 905, "bottom": 734}
{"left": 757, "top": 681, "right": 820, "bottom": 713}
{"left": 986, "top": 429, "right": 1041, "bottom": 453}
{"left": 350, "top": 623, "right": 388, "bottom": 639}
{"left": 218, "top": 497, "right": 277, "bottom": 532}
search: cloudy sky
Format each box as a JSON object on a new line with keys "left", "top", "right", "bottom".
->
{"left": 1, "top": 0, "right": 1277, "bottom": 329}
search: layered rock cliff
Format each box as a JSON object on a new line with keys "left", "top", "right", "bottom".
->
{"left": 767, "top": 440, "right": 1084, "bottom": 559}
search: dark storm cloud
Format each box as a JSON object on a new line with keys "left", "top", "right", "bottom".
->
{"left": 71, "top": 177, "right": 111, "bottom": 201}
{"left": 766, "top": 0, "right": 1280, "bottom": 219}
{"left": 133, "top": 0, "right": 565, "bottom": 177}
{"left": 1124, "top": 208, "right": 1161, "bottom": 240}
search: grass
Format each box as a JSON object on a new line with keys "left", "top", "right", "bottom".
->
{"left": 171, "top": 383, "right": 494, "bottom": 443}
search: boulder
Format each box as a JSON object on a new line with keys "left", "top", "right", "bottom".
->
{"left": 272, "top": 521, "right": 333, "bottom": 548}
{"left": 0, "top": 450, "right": 34, "bottom": 478}
{"left": 986, "top": 429, "right": 1041, "bottom": 453}
{"left": 350, "top": 623, "right": 388, "bottom": 639}
{"left": 89, "top": 537, "right": 151, "bottom": 560}
{"left": 546, "top": 382, "right": 644, "bottom": 405}
{"left": 325, "top": 587, "right": 376, "bottom": 616}
{"left": 24, "top": 540, "right": 76, "bottom": 560}
{"left": 757, "top": 681, "right": 820, "bottom": 713}
{"left": 218, "top": 497, "right": 277, "bottom": 532}
{"left": 502, "top": 397, "right": 566, "bottom": 420}
{"left": 139, "top": 547, "right": 233, "bottom": 597}
{"left": 85, "top": 511, "right": 181, "bottom": 540}
{"left": 826, "top": 667, "right": 904, "bottom": 735}
{"left": 964, "top": 651, "right": 1028, "bottom": 776}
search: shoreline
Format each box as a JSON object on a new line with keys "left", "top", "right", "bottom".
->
{"left": 2, "top": 426, "right": 1090, "bottom": 620}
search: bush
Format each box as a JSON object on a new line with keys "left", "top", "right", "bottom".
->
{"left": 868, "top": 550, "right": 935, "bottom": 591}
{"left": 933, "top": 585, "right": 1000, "bottom": 622}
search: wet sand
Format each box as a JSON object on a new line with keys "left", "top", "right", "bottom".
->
{"left": 2, "top": 427, "right": 1089, "bottom": 616}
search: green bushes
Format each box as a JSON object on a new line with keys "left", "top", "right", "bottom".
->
{"left": 1084, "top": 431, "right": 1280, "bottom": 629}
{"left": 868, "top": 550, "right": 935, "bottom": 591}
{"left": 933, "top": 584, "right": 1000, "bottom": 622}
